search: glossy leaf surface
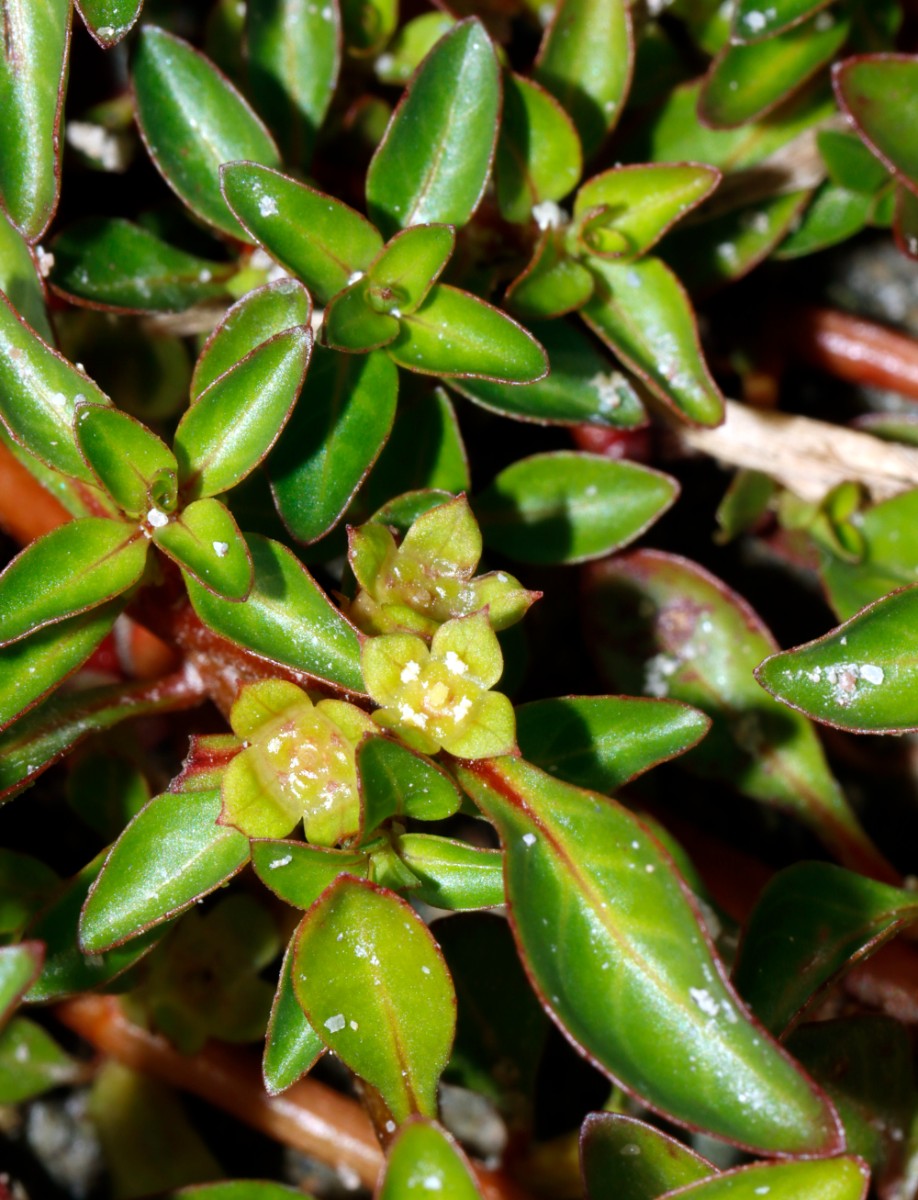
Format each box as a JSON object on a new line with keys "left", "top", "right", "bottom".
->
{"left": 133, "top": 28, "right": 280, "bottom": 239}
{"left": 80, "top": 790, "right": 249, "bottom": 953}
{"left": 657, "top": 1157, "right": 867, "bottom": 1200}
{"left": 0, "top": 205, "right": 53, "bottom": 340}
{"left": 733, "top": 0, "right": 833, "bottom": 42}
{"left": 496, "top": 73, "right": 582, "bottom": 224}
{"left": 263, "top": 937, "right": 323, "bottom": 1095}
{"left": 506, "top": 228, "right": 595, "bottom": 320}
{"left": 251, "top": 840, "right": 369, "bottom": 909}
{"left": 75, "top": 403, "right": 177, "bottom": 517}
{"left": 820, "top": 490, "right": 918, "bottom": 620}
{"left": 293, "top": 876, "right": 455, "bottom": 1121}
{"left": 394, "top": 834, "right": 504, "bottom": 911}
{"left": 154, "top": 498, "right": 253, "bottom": 600}
{"left": 358, "top": 736, "right": 461, "bottom": 833}
{"left": 76, "top": 0, "right": 142, "bottom": 45}
{"left": 458, "top": 757, "right": 842, "bottom": 1155}
{"left": 322, "top": 277, "right": 399, "bottom": 352}
{"left": 366, "top": 20, "right": 500, "bottom": 236}
{"left": 580, "top": 1112, "right": 714, "bottom": 1200}
{"left": 377, "top": 1119, "right": 482, "bottom": 1199}
{"left": 0, "top": 942, "right": 43, "bottom": 1024}
{"left": 475, "top": 452, "right": 677, "bottom": 564}
{"left": 835, "top": 56, "right": 918, "bottom": 193}
{"left": 366, "top": 224, "right": 455, "bottom": 317}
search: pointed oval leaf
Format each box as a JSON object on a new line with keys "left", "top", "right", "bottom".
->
{"left": 496, "top": 72, "right": 582, "bottom": 225}
{"left": 175, "top": 325, "right": 311, "bottom": 500}
{"left": 475, "top": 452, "right": 677, "bottom": 565}
{"left": 186, "top": 533, "right": 365, "bottom": 694}
{"left": 154, "top": 498, "right": 253, "bottom": 600}
{"left": 583, "top": 551, "right": 895, "bottom": 881}
{"left": 366, "top": 20, "right": 500, "bottom": 236}
{"left": 75, "top": 403, "right": 177, "bottom": 517}
{"left": 0, "top": 943, "right": 43, "bottom": 1025}
{"left": 658, "top": 1157, "right": 868, "bottom": 1200}
{"left": 580, "top": 1112, "right": 715, "bottom": 1200}
{"left": 367, "top": 224, "right": 455, "bottom": 317}
{"left": 0, "top": 518, "right": 147, "bottom": 648}
{"left": 389, "top": 284, "right": 548, "bottom": 383}
{"left": 457, "top": 757, "right": 843, "bottom": 1156}
{"left": 0, "top": 292, "right": 110, "bottom": 482}
{"left": 834, "top": 55, "right": 918, "bottom": 194}
{"left": 582, "top": 257, "right": 724, "bottom": 427}
{"left": 507, "top": 227, "right": 596, "bottom": 322}
{"left": 358, "top": 736, "right": 461, "bottom": 834}
{"left": 820, "top": 489, "right": 918, "bottom": 621}
{"left": 247, "top": 0, "right": 341, "bottom": 165}
{"left": 394, "top": 834, "right": 504, "bottom": 911}
{"left": 133, "top": 27, "right": 280, "bottom": 239}
{"left": 252, "top": 840, "right": 369, "bottom": 908}
{"left": 293, "top": 876, "right": 456, "bottom": 1122}
{"left": 517, "top": 696, "right": 711, "bottom": 792}
{"left": 818, "top": 129, "right": 892, "bottom": 194}
{"left": 0, "top": 1016, "right": 80, "bottom": 1103}
{"left": 264, "top": 936, "right": 324, "bottom": 1095}
{"left": 733, "top": 863, "right": 918, "bottom": 1036}
{"left": 269, "top": 347, "right": 398, "bottom": 545}
{"left": 75, "top": 0, "right": 143, "bottom": 46}
{"left": 755, "top": 586, "right": 918, "bottom": 733}
{"left": 0, "top": 0, "right": 70, "bottom": 239}
{"left": 377, "top": 1119, "right": 483, "bottom": 1200}
{"left": 733, "top": 0, "right": 835, "bottom": 42}
{"left": 534, "top": 0, "right": 632, "bottom": 158}
{"left": 80, "top": 790, "right": 250, "bottom": 953}
{"left": 0, "top": 204, "right": 52, "bottom": 341}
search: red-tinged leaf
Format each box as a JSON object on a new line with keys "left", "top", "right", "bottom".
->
{"left": 834, "top": 55, "right": 918, "bottom": 195}
{"left": 154, "top": 498, "right": 253, "bottom": 601}
{"left": 0, "top": 943, "right": 44, "bottom": 1027}
{"left": 263, "top": 935, "right": 323, "bottom": 1095}
{"left": 75, "top": 0, "right": 144, "bottom": 46}
{"left": 376, "top": 1118, "right": 483, "bottom": 1199}
{"left": 170, "top": 734, "right": 241, "bottom": 793}
{"left": 496, "top": 72, "right": 582, "bottom": 224}
{"left": 0, "top": 203, "right": 53, "bottom": 341}
{"left": 657, "top": 1157, "right": 868, "bottom": 1200}
{"left": 251, "top": 840, "right": 369, "bottom": 909}
{"left": 580, "top": 1112, "right": 715, "bottom": 1200}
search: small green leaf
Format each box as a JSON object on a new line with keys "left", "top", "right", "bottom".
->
{"left": 820, "top": 489, "right": 918, "bottom": 620}
{"left": 367, "top": 224, "right": 455, "bottom": 316}
{"left": 661, "top": 1158, "right": 868, "bottom": 1200}
{"left": 133, "top": 27, "right": 281, "bottom": 239}
{"left": 358, "top": 736, "right": 461, "bottom": 834}
{"left": 507, "top": 227, "right": 596, "bottom": 321}
{"left": 0, "top": 518, "right": 147, "bottom": 648}
{"left": 75, "top": 403, "right": 178, "bottom": 517}
{"left": 582, "top": 257, "right": 724, "bottom": 426}
{"left": 221, "top": 162, "right": 383, "bottom": 305}
{"left": 0, "top": 851, "right": 58, "bottom": 938}
{"left": 252, "top": 840, "right": 369, "bottom": 908}
{"left": 517, "top": 696, "right": 710, "bottom": 792}
{"left": 50, "top": 219, "right": 234, "bottom": 313}
{"left": 0, "top": 0, "right": 70, "bottom": 238}
{"left": 457, "top": 757, "right": 843, "bottom": 1156}
{"left": 0, "top": 1017, "right": 79, "bottom": 1103}
{"left": 263, "top": 937, "right": 323, "bottom": 1095}
{"left": 186, "top": 533, "right": 365, "bottom": 694}
{"left": 269, "top": 347, "right": 398, "bottom": 544}
{"left": 534, "top": 0, "right": 632, "bottom": 158}
{"left": 0, "top": 292, "right": 111, "bottom": 483}
{"left": 175, "top": 325, "right": 311, "bottom": 499}
{"left": 475, "top": 452, "right": 677, "bottom": 565}
{"left": 341, "top": 0, "right": 396, "bottom": 55}
{"left": 0, "top": 204, "right": 53, "bottom": 341}
{"left": 389, "top": 284, "right": 548, "bottom": 383}
{"left": 574, "top": 163, "right": 720, "bottom": 259}
{"left": 755, "top": 586, "right": 918, "bottom": 733}
{"left": 80, "top": 790, "right": 249, "bottom": 953}
{"left": 75, "top": 0, "right": 143, "bottom": 46}
{"left": 322, "top": 276, "right": 399, "bottom": 352}
{"left": 0, "top": 942, "right": 43, "bottom": 1024}
{"left": 733, "top": 863, "right": 918, "bottom": 1036}
{"left": 366, "top": 20, "right": 500, "bottom": 236}
{"left": 394, "top": 833, "right": 504, "bottom": 911}
{"left": 733, "top": 0, "right": 834, "bottom": 42}
{"left": 378, "top": 1119, "right": 483, "bottom": 1199}
{"left": 293, "top": 876, "right": 456, "bottom": 1122}
{"left": 496, "top": 73, "right": 582, "bottom": 224}
{"left": 580, "top": 1113, "right": 714, "bottom": 1200}
{"left": 247, "top": 0, "right": 340, "bottom": 165}
{"left": 375, "top": 13, "right": 455, "bottom": 84}
{"left": 154, "top": 498, "right": 253, "bottom": 600}
{"left": 775, "top": 184, "right": 870, "bottom": 258}
{"left": 835, "top": 55, "right": 918, "bottom": 193}
{"left": 818, "top": 128, "right": 892, "bottom": 194}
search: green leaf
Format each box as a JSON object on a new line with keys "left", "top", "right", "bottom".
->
{"left": 0, "top": 942, "right": 43, "bottom": 1024}
{"left": 247, "top": 0, "right": 340, "bottom": 165}
{"left": 496, "top": 72, "right": 582, "bottom": 225}
{"left": 0, "top": 204, "right": 53, "bottom": 341}
{"left": 263, "top": 936, "right": 323, "bottom": 1095}
{"left": 361, "top": 388, "right": 469, "bottom": 510}
{"left": 394, "top": 833, "right": 504, "bottom": 911}
{"left": 0, "top": 291, "right": 111, "bottom": 483}
{"left": 775, "top": 184, "right": 871, "bottom": 258}
{"left": 699, "top": 8, "right": 851, "bottom": 129}
{"left": 341, "top": 0, "right": 396, "bottom": 55}
{"left": 460, "top": 753, "right": 840, "bottom": 1156}
{"left": 269, "top": 347, "right": 397, "bottom": 544}
{"left": 79, "top": 789, "right": 249, "bottom": 953}
{"left": 133, "top": 27, "right": 280, "bottom": 239}
{"left": 457, "top": 757, "right": 843, "bottom": 1156}
{"left": 755, "top": 586, "right": 918, "bottom": 733}
{"left": 221, "top": 162, "right": 383, "bottom": 305}
{"left": 733, "top": 863, "right": 918, "bottom": 1037}
{"left": 358, "top": 736, "right": 461, "bottom": 833}
{"left": 154, "top": 498, "right": 253, "bottom": 600}
{"left": 835, "top": 55, "right": 918, "bottom": 193}
{"left": 574, "top": 164, "right": 720, "bottom": 260}
{"left": 389, "top": 284, "right": 548, "bottom": 383}
{"left": 534, "top": 0, "right": 632, "bottom": 158}
{"left": 0, "top": 851, "right": 58, "bottom": 938}
{"left": 581, "top": 257, "right": 724, "bottom": 427}
{"left": 378, "top": 1119, "right": 483, "bottom": 1199}
{"left": 580, "top": 1113, "right": 714, "bottom": 1200}
{"left": 475, "top": 452, "right": 677, "bottom": 565}
{"left": 506, "top": 227, "right": 595, "bottom": 320}
{"left": 252, "top": 840, "right": 369, "bottom": 908}
{"left": 584, "top": 550, "right": 895, "bottom": 881}
{"left": 517, "top": 696, "right": 710, "bottom": 792}
{"left": 50, "top": 219, "right": 234, "bottom": 313}
{"left": 175, "top": 325, "right": 311, "bottom": 500}
{"left": 733, "top": 0, "right": 834, "bottom": 42}
{"left": 366, "top": 20, "right": 500, "bottom": 236}
{"left": 172, "top": 1186, "right": 305, "bottom": 1200}
{"left": 75, "top": 403, "right": 178, "bottom": 517}
{"left": 0, "top": 518, "right": 147, "bottom": 648}
{"left": 191, "top": 278, "right": 312, "bottom": 400}
{"left": 186, "top": 533, "right": 365, "bottom": 694}
{"left": 818, "top": 128, "right": 892, "bottom": 193}
{"left": 451, "top": 319, "right": 646, "bottom": 429}
{"left": 367, "top": 224, "right": 455, "bottom": 317}
{"left": 0, "top": 601, "right": 121, "bottom": 733}
{"left": 322, "top": 276, "right": 399, "bottom": 352}
{"left": 375, "top": 13, "right": 455, "bottom": 84}
{"left": 0, "top": 0, "right": 70, "bottom": 238}
{"left": 293, "top": 876, "right": 456, "bottom": 1122}
{"left": 656, "top": 1159, "right": 868, "bottom": 1200}
{"left": 75, "top": 0, "right": 143, "bottom": 46}
{"left": 0, "top": 1017, "right": 79, "bottom": 1103}
{"left": 820, "top": 489, "right": 918, "bottom": 620}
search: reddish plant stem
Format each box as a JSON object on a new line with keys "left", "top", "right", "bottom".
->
{"left": 788, "top": 306, "right": 918, "bottom": 401}
{"left": 0, "top": 441, "right": 72, "bottom": 544}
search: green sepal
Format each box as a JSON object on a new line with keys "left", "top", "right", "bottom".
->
{"left": 153, "top": 498, "right": 253, "bottom": 601}
{"left": 75, "top": 403, "right": 178, "bottom": 517}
